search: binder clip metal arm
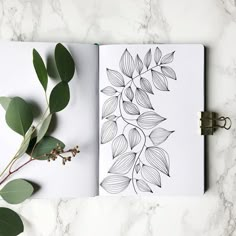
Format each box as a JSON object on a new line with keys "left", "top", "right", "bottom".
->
{"left": 199, "top": 111, "right": 232, "bottom": 135}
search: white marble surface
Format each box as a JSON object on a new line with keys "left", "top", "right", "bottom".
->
{"left": 0, "top": 0, "right": 236, "bottom": 235}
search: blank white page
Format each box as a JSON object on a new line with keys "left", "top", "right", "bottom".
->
{"left": 99, "top": 44, "right": 204, "bottom": 196}
{"left": 0, "top": 42, "right": 99, "bottom": 198}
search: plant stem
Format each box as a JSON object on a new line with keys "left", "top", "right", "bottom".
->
{"left": 0, "top": 107, "right": 49, "bottom": 180}
{"left": 0, "top": 159, "right": 34, "bottom": 185}
{"left": 119, "top": 86, "right": 147, "bottom": 194}
{"left": 132, "top": 64, "right": 159, "bottom": 80}
{"left": 0, "top": 157, "right": 18, "bottom": 178}
{"left": 118, "top": 66, "right": 157, "bottom": 193}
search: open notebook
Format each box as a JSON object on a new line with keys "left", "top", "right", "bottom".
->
{"left": 0, "top": 42, "right": 204, "bottom": 197}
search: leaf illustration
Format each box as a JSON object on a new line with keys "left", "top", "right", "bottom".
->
{"left": 160, "top": 51, "right": 175, "bottom": 64}
{"left": 135, "top": 163, "right": 141, "bottom": 173}
{"left": 149, "top": 127, "right": 174, "bottom": 146}
{"left": 106, "top": 115, "right": 118, "bottom": 121}
{"left": 144, "top": 49, "right": 152, "bottom": 69}
{"left": 107, "top": 69, "right": 125, "bottom": 87}
{"left": 0, "top": 207, "right": 24, "bottom": 236}
{"left": 154, "top": 47, "right": 162, "bottom": 65}
{"left": 135, "top": 54, "right": 143, "bottom": 74}
{"left": 145, "top": 146, "right": 170, "bottom": 176}
{"left": 123, "top": 101, "right": 140, "bottom": 115}
{"left": 141, "top": 165, "right": 161, "bottom": 187}
{"left": 33, "top": 49, "right": 48, "bottom": 91}
{"left": 0, "top": 179, "right": 34, "bottom": 204}
{"left": 135, "top": 88, "right": 153, "bottom": 110}
{"left": 137, "top": 111, "right": 166, "bottom": 129}
{"left": 5, "top": 97, "right": 33, "bottom": 136}
{"left": 129, "top": 128, "right": 141, "bottom": 150}
{"left": 101, "top": 121, "right": 118, "bottom": 144}
{"left": 112, "top": 134, "right": 128, "bottom": 158}
{"left": 125, "top": 86, "right": 134, "bottom": 101}
{"left": 0, "top": 97, "right": 12, "bottom": 111}
{"left": 140, "top": 77, "right": 154, "bottom": 94}
{"left": 101, "top": 86, "right": 118, "bottom": 96}
{"left": 100, "top": 175, "right": 131, "bottom": 194}
{"left": 109, "top": 152, "right": 136, "bottom": 174}
{"left": 161, "top": 66, "right": 176, "bottom": 80}
{"left": 151, "top": 70, "right": 169, "bottom": 91}
{"left": 102, "top": 96, "right": 118, "bottom": 119}
{"left": 119, "top": 49, "right": 135, "bottom": 78}
{"left": 136, "top": 179, "right": 153, "bottom": 193}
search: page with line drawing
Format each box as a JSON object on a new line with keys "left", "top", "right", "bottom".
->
{"left": 99, "top": 44, "right": 204, "bottom": 195}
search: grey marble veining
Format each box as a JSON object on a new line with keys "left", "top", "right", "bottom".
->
{"left": 0, "top": 0, "right": 236, "bottom": 235}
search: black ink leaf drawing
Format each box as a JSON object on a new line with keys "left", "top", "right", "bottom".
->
{"left": 135, "top": 55, "right": 143, "bottom": 75}
{"left": 124, "top": 86, "right": 134, "bottom": 101}
{"left": 112, "top": 134, "right": 128, "bottom": 158}
{"left": 160, "top": 51, "right": 175, "bottom": 64}
{"left": 101, "top": 86, "right": 118, "bottom": 96}
{"left": 134, "top": 163, "right": 141, "bottom": 174}
{"left": 144, "top": 49, "right": 152, "bottom": 69}
{"left": 151, "top": 70, "right": 169, "bottom": 91}
{"left": 161, "top": 66, "right": 177, "bottom": 80}
{"left": 136, "top": 179, "right": 153, "bottom": 193}
{"left": 102, "top": 96, "right": 118, "bottom": 119}
{"left": 108, "top": 152, "right": 136, "bottom": 174}
{"left": 140, "top": 77, "right": 154, "bottom": 94}
{"left": 119, "top": 49, "right": 135, "bottom": 78}
{"left": 101, "top": 47, "right": 177, "bottom": 194}
{"left": 128, "top": 128, "right": 141, "bottom": 150}
{"left": 123, "top": 101, "right": 140, "bottom": 115}
{"left": 101, "top": 120, "right": 118, "bottom": 144}
{"left": 154, "top": 47, "right": 162, "bottom": 65}
{"left": 149, "top": 127, "right": 174, "bottom": 146}
{"left": 106, "top": 69, "right": 125, "bottom": 87}
{"left": 100, "top": 175, "right": 131, "bottom": 194}
{"left": 135, "top": 88, "right": 153, "bottom": 110}
{"left": 145, "top": 146, "right": 170, "bottom": 176}
{"left": 137, "top": 111, "right": 166, "bottom": 130}
{"left": 106, "top": 115, "right": 118, "bottom": 121}
{"left": 141, "top": 165, "right": 161, "bottom": 187}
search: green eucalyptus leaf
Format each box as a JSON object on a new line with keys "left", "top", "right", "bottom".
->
{"left": 49, "top": 82, "right": 70, "bottom": 114}
{"left": 31, "top": 136, "right": 65, "bottom": 160}
{"left": 17, "top": 127, "right": 35, "bottom": 158}
{"left": 36, "top": 114, "right": 52, "bottom": 143}
{"left": 0, "top": 179, "right": 33, "bottom": 204}
{"left": 33, "top": 49, "right": 48, "bottom": 91}
{"left": 55, "top": 43, "right": 75, "bottom": 82}
{"left": 0, "top": 97, "right": 12, "bottom": 111}
{"left": 0, "top": 207, "right": 24, "bottom": 236}
{"left": 5, "top": 97, "right": 33, "bottom": 136}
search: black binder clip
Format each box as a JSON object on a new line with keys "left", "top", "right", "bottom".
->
{"left": 199, "top": 111, "right": 232, "bottom": 135}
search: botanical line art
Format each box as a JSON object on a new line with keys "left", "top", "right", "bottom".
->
{"left": 100, "top": 47, "right": 176, "bottom": 194}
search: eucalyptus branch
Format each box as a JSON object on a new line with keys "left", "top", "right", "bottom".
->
{"left": 0, "top": 43, "right": 80, "bottom": 235}
{"left": 0, "top": 145, "right": 80, "bottom": 185}
{"left": 0, "top": 107, "right": 49, "bottom": 179}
